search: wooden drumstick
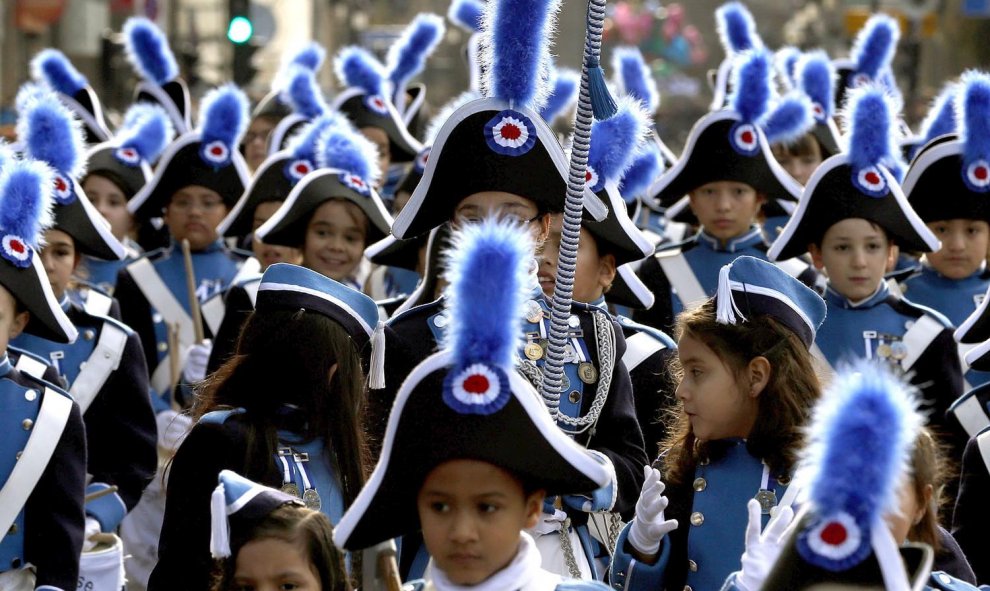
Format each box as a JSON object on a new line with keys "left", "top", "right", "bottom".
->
{"left": 181, "top": 239, "right": 205, "bottom": 343}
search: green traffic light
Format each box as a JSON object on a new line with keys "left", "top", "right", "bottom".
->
{"left": 227, "top": 16, "right": 253, "bottom": 44}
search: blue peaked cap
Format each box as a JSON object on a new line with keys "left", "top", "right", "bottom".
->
{"left": 714, "top": 256, "right": 826, "bottom": 348}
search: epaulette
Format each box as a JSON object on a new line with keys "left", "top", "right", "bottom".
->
{"left": 886, "top": 264, "right": 921, "bottom": 285}
{"left": 198, "top": 407, "right": 246, "bottom": 425}
{"left": 653, "top": 236, "right": 697, "bottom": 258}
{"left": 927, "top": 571, "right": 983, "bottom": 591}
{"left": 17, "top": 369, "right": 73, "bottom": 401}
{"left": 377, "top": 296, "right": 407, "bottom": 318}
{"left": 8, "top": 345, "right": 54, "bottom": 370}
{"left": 127, "top": 245, "right": 168, "bottom": 266}
{"left": 887, "top": 296, "right": 954, "bottom": 329}
{"left": 386, "top": 296, "right": 442, "bottom": 327}
{"left": 94, "top": 313, "right": 137, "bottom": 337}
{"left": 615, "top": 315, "right": 676, "bottom": 349}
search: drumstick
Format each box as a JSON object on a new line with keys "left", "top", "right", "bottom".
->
{"left": 168, "top": 322, "right": 181, "bottom": 396}
{"left": 181, "top": 239, "right": 205, "bottom": 342}
{"left": 378, "top": 552, "right": 404, "bottom": 591}
{"left": 84, "top": 485, "right": 119, "bottom": 504}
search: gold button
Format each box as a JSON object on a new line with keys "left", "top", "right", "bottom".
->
{"left": 688, "top": 559, "right": 698, "bottom": 572}
{"left": 699, "top": 457, "right": 710, "bottom": 466}
{"left": 568, "top": 391, "right": 581, "bottom": 403}
{"left": 157, "top": 342, "right": 168, "bottom": 352}
{"left": 23, "top": 390, "right": 36, "bottom": 402}
{"left": 693, "top": 477, "right": 707, "bottom": 492}
{"left": 690, "top": 511, "right": 704, "bottom": 526}
{"left": 22, "top": 419, "right": 33, "bottom": 431}
{"left": 83, "top": 329, "right": 95, "bottom": 341}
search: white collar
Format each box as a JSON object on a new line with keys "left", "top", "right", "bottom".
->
{"left": 428, "top": 532, "right": 543, "bottom": 591}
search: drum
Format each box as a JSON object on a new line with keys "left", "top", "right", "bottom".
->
{"left": 79, "top": 533, "right": 125, "bottom": 591}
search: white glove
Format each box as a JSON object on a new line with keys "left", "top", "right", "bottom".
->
{"left": 529, "top": 504, "right": 569, "bottom": 536}
{"left": 627, "top": 465, "right": 678, "bottom": 556}
{"left": 83, "top": 516, "right": 101, "bottom": 552}
{"left": 182, "top": 339, "right": 213, "bottom": 383}
{"left": 735, "top": 498, "right": 796, "bottom": 591}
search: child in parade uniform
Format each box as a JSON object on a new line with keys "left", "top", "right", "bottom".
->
{"left": 209, "top": 471, "right": 352, "bottom": 591}
{"left": 609, "top": 256, "right": 826, "bottom": 591}
{"left": 633, "top": 49, "right": 817, "bottom": 335}
{"left": 12, "top": 88, "right": 158, "bottom": 540}
{"left": 79, "top": 103, "right": 174, "bottom": 297}
{"left": 370, "top": 0, "right": 641, "bottom": 577}
{"left": 333, "top": 218, "right": 612, "bottom": 591}
{"left": 952, "top": 424, "right": 990, "bottom": 585}
{"left": 768, "top": 85, "right": 964, "bottom": 454}
{"left": 902, "top": 73, "right": 990, "bottom": 388}
{"left": 722, "top": 365, "right": 982, "bottom": 591}
{"left": 149, "top": 263, "right": 377, "bottom": 590}
{"left": 0, "top": 155, "right": 87, "bottom": 590}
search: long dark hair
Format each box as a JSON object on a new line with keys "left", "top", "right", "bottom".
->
{"left": 192, "top": 307, "right": 369, "bottom": 509}
{"left": 661, "top": 299, "right": 822, "bottom": 486}
{"left": 211, "top": 503, "right": 353, "bottom": 591}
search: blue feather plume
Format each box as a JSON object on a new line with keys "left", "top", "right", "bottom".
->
{"left": 914, "top": 81, "right": 958, "bottom": 152}
{"left": 30, "top": 49, "right": 88, "bottom": 96}
{"left": 960, "top": 70, "right": 990, "bottom": 164}
{"left": 17, "top": 87, "right": 87, "bottom": 180}
{"left": 316, "top": 124, "right": 381, "bottom": 185}
{"left": 797, "top": 50, "right": 835, "bottom": 120}
{"left": 443, "top": 217, "right": 532, "bottom": 370}
{"left": 425, "top": 90, "right": 481, "bottom": 145}
{"left": 14, "top": 83, "right": 47, "bottom": 119}
{"left": 198, "top": 84, "right": 250, "bottom": 152}
{"left": 289, "top": 42, "right": 326, "bottom": 72}
{"left": 588, "top": 96, "right": 650, "bottom": 189}
{"left": 540, "top": 67, "right": 580, "bottom": 123}
{"left": 715, "top": 2, "right": 762, "bottom": 54}
{"left": 480, "top": 0, "right": 560, "bottom": 110}
{"left": 843, "top": 84, "right": 905, "bottom": 180}
{"left": 800, "top": 360, "right": 921, "bottom": 534}
{"left": 775, "top": 46, "right": 801, "bottom": 88}
{"left": 287, "top": 112, "right": 349, "bottom": 163}
{"left": 851, "top": 14, "right": 899, "bottom": 80}
{"left": 730, "top": 49, "right": 772, "bottom": 124}
{"left": 117, "top": 104, "right": 175, "bottom": 163}
{"left": 0, "top": 158, "right": 55, "bottom": 248}
{"left": 334, "top": 46, "right": 386, "bottom": 97}
{"left": 0, "top": 143, "right": 12, "bottom": 172}
{"left": 761, "top": 91, "right": 814, "bottom": 146}
{"left": 123, "top": 17, "right": 178, "bottom": 85}
{"left": 618, "top": 144, "right": 663, "bottom": 203}
{"left": 281, "top": 65, "right": 329, "bottom": 119}
{"left": 448, "top": 0, "right": 485, "bottom": 33}
{"left": 387, "top": 14, "right": 445, "bottom": 91}
{"left": 612, "top": 46, "right": 659, "bottom": 113}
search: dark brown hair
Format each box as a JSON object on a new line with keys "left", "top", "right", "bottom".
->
{"left": 661, "top": 299, "right": 822, "bottom": 486}
{"left": 770, "top": 133, "right": 823, "bottom": 161}
{"left": 191, "top": 308, "right": 369, "bottom": 513}
{"left": 211, "top": 503, "right": 353, "bottom": 591}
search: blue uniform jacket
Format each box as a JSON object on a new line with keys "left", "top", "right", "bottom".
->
{"left": 609, "top": 440, "right": 791, "bottom": 591}
{"left": 11, "top": 300, "right": 157, "bottom": 532}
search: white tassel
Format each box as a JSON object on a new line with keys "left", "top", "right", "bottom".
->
{"left": 210, "top": 482, "right": 231, "bottom": 558}
{"left": 368, "top": 320, "right": 387, "bottom": 390}
{"left": 715, "top": 263, "right": 747, "bottom": 326}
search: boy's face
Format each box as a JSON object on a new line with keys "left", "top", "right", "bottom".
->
{"left": 454, "top": 191, "right": 550, "bottom": 245}
{"left": 0, "top": 284, "right": 29, "bottom": 351}
{"left": 164, "top": 185, "right": 229, "bottom": 250}
{"left": 40, "top": 229, "right": 79, "bottom": 301}
{"left": 539, "top": 214, "right": 615, "bottom": 303}
{"left": 688, "top": 181, "right": 764, "bottom": 243}
{"left": 771, "top": 140, "right": 822, "bottom": 186}
{"left": 809, "top": 218, "right": 895, "bottom": 302}
{"left": 417, "top": 459, "right": 543, "bottom": 586}
{"left": 925, "top": 219, "right": 989, "bottom": 280}
{"left": 252, "top": 200, "right": 302, "bottom": 271}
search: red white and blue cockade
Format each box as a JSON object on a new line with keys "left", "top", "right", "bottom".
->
{"left": 811, "top": 102, "right": 827, "bottom": 123}
{"left": 364, "top": 94, "right": 391, "bottom": 117}
{"left": 1, "top": 234, "right": 33, "bottom": 268}
{"left": 964, "top": 159, "right": 990, "bottom": 193}
{"left": 585, "top": 165, "right": 602, "bottom": 193}
{"left": 484, "top": 110, "right": 537, "bottom": 156}
{"left": 114, "top": 146, "right": 142, "bottom": 166}
{"left": 730, "top": 122, "right": 760, "bottom": 156}
{"left": 414, "top": 147, "right": 431, "bottom": 174}
{"left": 284, "top": 159, "right": 314, "bottom": 183}
{"left": 799, "top": 511, "right": 870, "bottom": 571}
{"left": 339, "top": 172, "right": 371, "bottom": 196}
{"left": 853, "top": 165, "right": 889, "bottom": 198}
{"left": 443, "top": 362, "right": 511, "bottom": 415}
{"left": 52, "top": 173, "right": 77, "bottom": 205}
{"left": 200, "top": 140, "right": 231, "bottom": 167}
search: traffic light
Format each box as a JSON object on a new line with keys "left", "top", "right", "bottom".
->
{"left": 228, "top": 0, "right": 258, "bottom": 85}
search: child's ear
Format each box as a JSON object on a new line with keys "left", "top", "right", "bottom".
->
{"left": 523, "top": 490, "right": 545, "bottom": 530}
{"left": 536, "top": 214, "right": 552, "bottom": 244}
{"left": 808, "top": 244, "right": 825, "bottom": 270}
{"left": 747, "top": 356, "right": 771, "bottom": 398}
{"left": 10, "top": 311, "right": 29, "bottom": 340}
{"left": 598, "top": 254, "right": 617, "bottom": 292}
